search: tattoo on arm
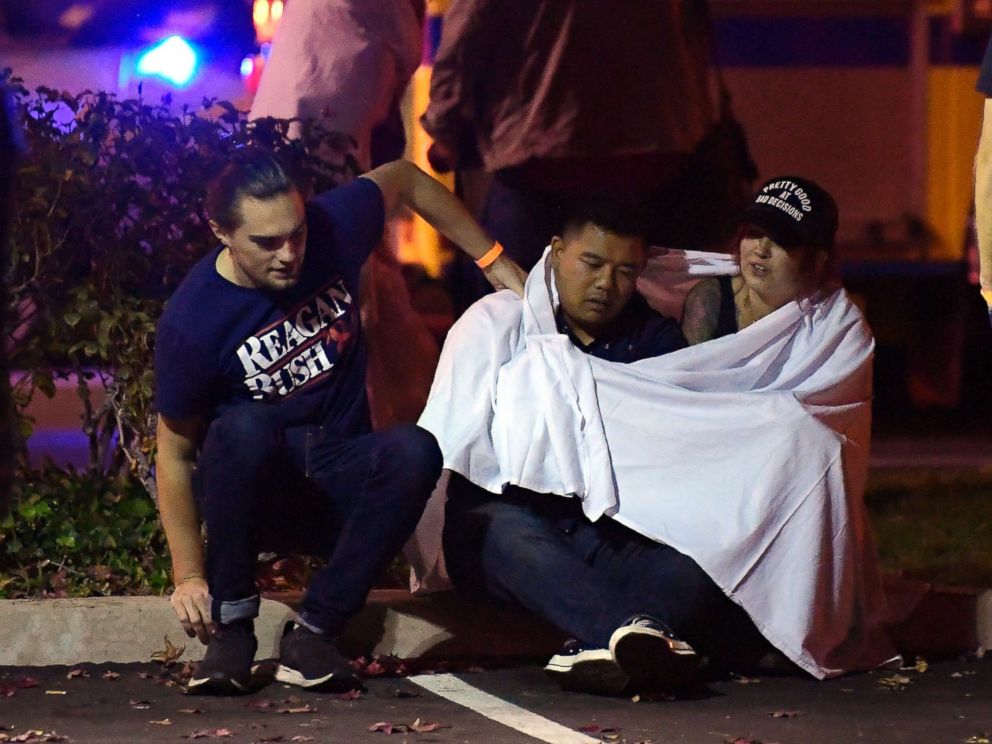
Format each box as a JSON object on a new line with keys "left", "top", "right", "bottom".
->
{"left": 682, "top": 278, "right": 723, "bottom": 345}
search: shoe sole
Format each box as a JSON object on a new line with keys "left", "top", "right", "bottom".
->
{"left": 274, "top": 664, "right": 360, "bottom": 692}
{"left": 610, "top": 631, "right": 699, "bottom": 692}
{"left": 544, "top": 651, "right": 630, "bottom": 696}
{"left": 186, "top": 674, "right": 250, "bottom": 696}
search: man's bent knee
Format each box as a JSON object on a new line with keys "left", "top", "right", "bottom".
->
{"left": 378, "top": 424, "right": 443, "bottom": 488}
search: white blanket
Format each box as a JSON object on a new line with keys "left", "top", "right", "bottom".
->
{"left": 416, "top": 249, "right": 897, "bottom": 679}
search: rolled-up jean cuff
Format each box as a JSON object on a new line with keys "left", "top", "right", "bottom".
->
{"left": 213, "top": 595, "right": 260, "bottom": 624}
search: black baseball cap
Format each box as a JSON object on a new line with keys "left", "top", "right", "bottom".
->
{"left": 740, "top": 176, "right": 838, "bottom": 251}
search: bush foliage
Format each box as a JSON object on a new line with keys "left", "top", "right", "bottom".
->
{"left": 1, "top": 70, "right": 358, "bottom": 597}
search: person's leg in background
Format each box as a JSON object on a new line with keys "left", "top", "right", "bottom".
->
{"left": 449, "top": 175, "right": 565, "bottom": 314}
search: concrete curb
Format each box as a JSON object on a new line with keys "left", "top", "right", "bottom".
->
{"left": 882, "top": 576, "right": 991, "bottom": 657}
{"left": 0, "top": 582, "right": 986, "bottom": 668}
{"left": 0, "top": 590, "right": 564, "bottom": 667}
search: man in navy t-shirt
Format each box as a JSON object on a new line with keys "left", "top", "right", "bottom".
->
{"left": 155, "top": 146, "right": 525, "bottom": 695}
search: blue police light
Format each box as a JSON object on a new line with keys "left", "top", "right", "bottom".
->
{"left": 136, "top": 36, "right": 199, "bottom": 87}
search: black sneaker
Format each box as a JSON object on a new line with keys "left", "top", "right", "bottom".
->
{"left": 609, "top": 615, "right": 700, "bottom": 691}
{"left": 274, "top": 622, "right": 362, "bottom": 692}
{"left": 187, "top": 620, "right": 257, "bottom": 695}
{"left": 543, "top": 638, "right": 630, "bottom": 696}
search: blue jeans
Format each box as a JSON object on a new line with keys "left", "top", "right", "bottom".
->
{"left": 194, "top": 404, "right": 442, "bottom": 634}
{"left": 443, "top": 475, "right": 768, "bottom": 666}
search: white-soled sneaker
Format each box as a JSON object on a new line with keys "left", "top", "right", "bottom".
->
{"left": 187, "top": 621, "right": 257, "bottom": 696}
{"left": 543, "top": 638, "right": 630, "bottom": 696}
{"left": 274, "top": 622, "right": 362, "bottom": 692}
{"left": 609, "top": 615, "right": 700, "bottom": 691}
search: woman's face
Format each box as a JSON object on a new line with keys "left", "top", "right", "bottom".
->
{"left": 738, "top": 226, "right": 818, "bottom": 309}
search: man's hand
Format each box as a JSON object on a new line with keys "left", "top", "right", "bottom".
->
{"left": 483, "top": 254, "right": 528, "bottom": 297}
{"left": 170, "top": 577, "right": 212, "bottom": 645}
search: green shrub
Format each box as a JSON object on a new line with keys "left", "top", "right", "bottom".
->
{"left": 1, "top": 69, "right": 359, "bottom": 596}
{"left": 0, "top": 464, "right": 170, "bottom": 598}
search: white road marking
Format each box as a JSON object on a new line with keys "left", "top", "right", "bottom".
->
{"left": 408, "top": 673, "right": 601, "bottom": 744}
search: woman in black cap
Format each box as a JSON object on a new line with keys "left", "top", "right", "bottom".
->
{"left": 682, "top": 176, "right": 839, "bottom": 344}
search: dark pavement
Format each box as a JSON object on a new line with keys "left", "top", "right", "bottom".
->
{"left": 1, "top": 655, "right": 990, "bottom": 744}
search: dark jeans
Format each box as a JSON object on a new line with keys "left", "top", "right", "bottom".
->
{"left": 194, "top": 404, "right": 442, "bottom": 634}
{"left": 443, "top": 475, "right": 769, "bottom": 667}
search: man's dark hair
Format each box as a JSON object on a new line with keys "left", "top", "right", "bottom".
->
{"left": 206, "top": 146, "right": 307, "bottom": 231}
{"left": 560, "top": 193, "right": 651, "bottom": 241}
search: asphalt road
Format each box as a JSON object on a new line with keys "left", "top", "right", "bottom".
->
{"left": 0, "top": 655, "right": 990, "bottom": 744}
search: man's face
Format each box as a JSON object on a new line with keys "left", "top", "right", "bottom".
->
{"left": 211, "top": 190, "right": 308, "bottom": 291}
{"left": 551, "top": 223, "right": 646, "bottom": 342}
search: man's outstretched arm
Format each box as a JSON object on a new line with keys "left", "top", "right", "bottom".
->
{"left": 156, "top": 413, "right": 211, "bottom": 644}
{"left": 361, "top": 160, "right": 528, "bottom": 296}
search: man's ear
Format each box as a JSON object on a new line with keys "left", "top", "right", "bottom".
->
{"left": 550, "top": 235, "right": 565, "bottom": 267}
{"left": 208, "top": 219, "right": 229, "bottom": 246}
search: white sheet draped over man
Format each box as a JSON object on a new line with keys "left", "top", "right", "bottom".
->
{"left": 414, "top": 247, "right": 898, "bottom": 680}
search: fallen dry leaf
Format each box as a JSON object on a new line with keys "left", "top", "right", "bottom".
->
{"left": 0, "top": 732, "right": 69, "bottom": 743}
{"left": 877, "top": 674, "right": 913, "bottom": 690}
{"left": 149, "top": 719, "right": 172, "bottom": 726}
{"left": 101, "top": 671, "right": 120, "bottom": 681}
{"left": 186, "top": 729, "right": 233, "bottom": 740}
{"left": 352, "top": 655, "right": 408, "bottom": 678}
{"left": 276, "top": 705, "right": 316, "bottom": 715}
{"left": 178, "top": 708, "right": 204, "bottom": 714}
{"left": 769, "top": 710, "right": 804, "bottom": 719}
{"left": 964, "top": 736, "right": 991, "bottom": 744}
{"left": 129, "top": 699, "right": 151, "bottom": 710}
{"left": 900, "top": 656, "right": 928, "bottom": 674}
{"left": 151, "top": 636, "right": 185, "bottom": 666}
{"left": 408, "top": 718, "right": 450, "bottom": 733}
{"left": 578, "top": 724, "right": 620, "bottom": 734}
{"left": 368, "top": 722, "right": 396, "bottom": 734}
{"left": 14, "top": 678, "right": 38, "bottom": 689}
{"left": 290, "top": 738, "right": 314, "bottom": 743}
{"left": 246, "top": 700, "right": 276, "bottom": 711}
{"left": 65, "top": 669, "right": 88, "bottom": 680}
{"left": 0, "top": 683, "right": 15, "bottom": 698}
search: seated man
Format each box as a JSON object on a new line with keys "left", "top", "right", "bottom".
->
{"left": 419, "top": 189, "right": 896, "bottom": 695}
{"left": 154, "top": 146, "right": 526, "bottom": 695}
{"left": 440, "top": 198, "right": 768, "bottom": 695}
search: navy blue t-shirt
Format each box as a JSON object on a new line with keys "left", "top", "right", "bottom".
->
{"left": 556, "top": 293, "right": 687, "bottom": 362}
{"left": 154, "top": 177, "right": 385, "bottom": 436}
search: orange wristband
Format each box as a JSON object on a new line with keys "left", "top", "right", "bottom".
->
{"left": 474, "top": 241, "right": 504, "bottom": 269}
